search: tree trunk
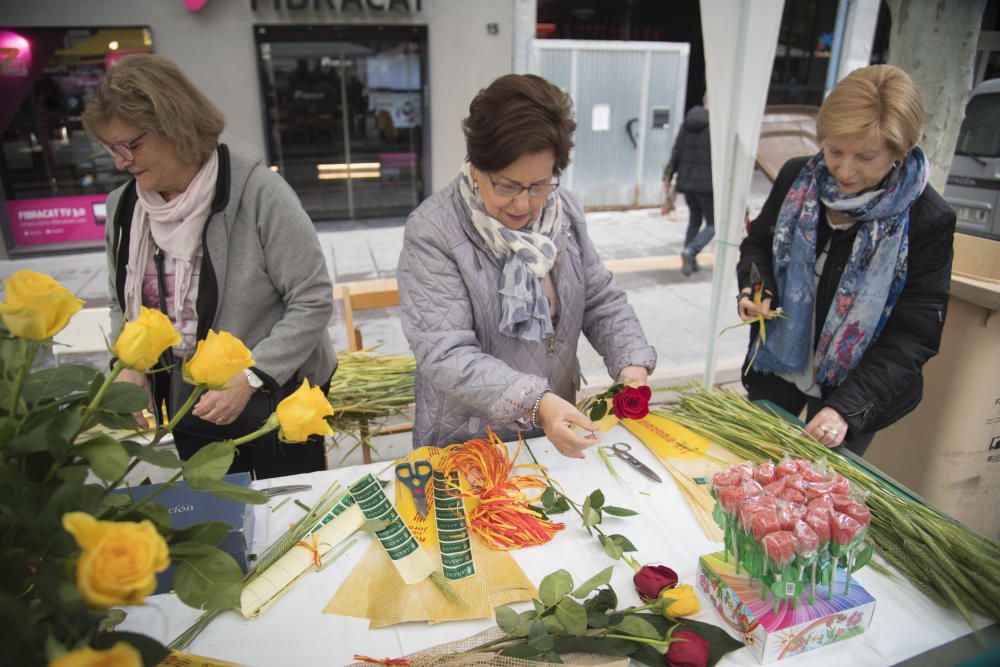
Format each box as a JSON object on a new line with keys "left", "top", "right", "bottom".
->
{"left": 886, "top": 0, "right": 986, "bottom": 192}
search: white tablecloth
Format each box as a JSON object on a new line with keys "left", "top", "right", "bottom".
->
{"left": 120, "top": 426, "right": 987, "bottom": 666}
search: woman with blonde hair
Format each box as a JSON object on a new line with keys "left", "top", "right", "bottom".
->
{"left": 736, "top": 64, "right": 955, "bottom": 456}
{"left": 83, "top": 54, "right": 336, "bottom": 478}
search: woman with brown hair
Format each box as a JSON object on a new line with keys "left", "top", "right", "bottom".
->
{"left": 737, "top": 64, "right": 956, "bottom": 456}
{"left": 398, "top": 74, "right": 656, "bottom": 458}
{"left": 84, "top": 54, "right": 336, "bottom": 478}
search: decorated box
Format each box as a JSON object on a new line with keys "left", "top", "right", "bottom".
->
{"left": 698, "top": 550, "right": 874, "bottom": 663}
{"left": 113, "top": 472, "right": 255, "bottom": 594}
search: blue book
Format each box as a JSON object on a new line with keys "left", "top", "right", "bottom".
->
{"left": 113, "top": 472, "right": 255, "bottom": 595}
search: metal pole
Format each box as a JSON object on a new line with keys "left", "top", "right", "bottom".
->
{"left": 825, "top": 0, "right": 849, "bottom": 97}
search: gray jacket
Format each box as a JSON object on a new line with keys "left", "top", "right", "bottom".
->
{"left": 105, "top": 144, "right": 336, "bottom": 390}
{"left": 398, "top": 176, "right": 656, "bottom": 447}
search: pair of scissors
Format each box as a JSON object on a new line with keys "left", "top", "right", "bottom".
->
{"left": 260, "top": 484, "right": 312, "bottom": 498}
{"left": 601, "top": 442, "right": 662, "bottom": 483}
{"left": 395, "top": 460, "right": 433, "bottom": 517}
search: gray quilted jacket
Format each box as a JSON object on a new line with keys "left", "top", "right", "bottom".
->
{"left": 398, "top": 176, "right": 657, "bottom": 447}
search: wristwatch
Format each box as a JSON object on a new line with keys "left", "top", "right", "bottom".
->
{"left": 244, "top": 368, "right": 263, "bottom": 390}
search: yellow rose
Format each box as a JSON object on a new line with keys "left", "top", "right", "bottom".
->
{"left": 62, "top": 512, "right": 169, "bottom": 609}
{"left": 184, "top": 329, "right": 254, "bottom": 389}
{"left": 0, "top": 270, "right": 84, "bottom": 340}
{"left": 48, "top": 642, "right": 142, "bottom": 667}
{"left": 113, "top": 307, "right": 181, "bottom": 371}
{"left": 659, "top": 583, "right": 701, "bottom": 617}
{"left": 275, "top": 379, "right": 334, "bottom": 442}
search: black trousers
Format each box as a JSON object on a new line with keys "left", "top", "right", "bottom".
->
{"left": 746, "top": 373, "right": 876, "bottom": 457}
{"left": 154, "top": 369, "right": 328, "bottom": 480}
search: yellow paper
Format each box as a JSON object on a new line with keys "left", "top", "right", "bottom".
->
{"left": 238, "top": 503, "right": 365, "bottom": 619}
{"left": 622, "top": 414, "right": 743, "bottom": 541}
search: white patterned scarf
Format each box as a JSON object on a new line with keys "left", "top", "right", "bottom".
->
{"left": 458, "top": 162, "right": 562, "bottom": 341}
{"left": 124, "top": 150, "right": 219, "bottom": 336}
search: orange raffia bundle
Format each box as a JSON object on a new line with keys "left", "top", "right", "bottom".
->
{"left": 437, "top": 429, "right": 564, "bottom": 550}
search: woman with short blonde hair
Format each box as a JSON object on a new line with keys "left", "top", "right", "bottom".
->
{"left": 83, "top": 54, "right": 224, "bottom": 165}
{"left": 84, "top": 54, "right": 336, "bottom": 479}
{"left": 736, "top": 64, "right": 955, "bottom": 456}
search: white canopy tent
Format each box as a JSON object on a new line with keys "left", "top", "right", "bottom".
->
{"left": 699, "top": 0, "right": 786, "bottom": 386}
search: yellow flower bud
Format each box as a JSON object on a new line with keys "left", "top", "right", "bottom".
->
{"left": 62, "top": 512, "right": 169, "bottom": 609}
{"left": 275, "top": 379, "right": 334, "bottom": 442}
{"left": 0, "top": 270, "right": 83, "bottom": 340}
{"left": 113, "top": 307, "right": 181, "bottom": 371}
{"left": 48, "top": 642, "right": 142, "bottom": 667}
{"left": 659, "top": 583, "right": 701, "bottom": 618}
{"left": 184, "top": 329, "right": 254, "bottom": 389}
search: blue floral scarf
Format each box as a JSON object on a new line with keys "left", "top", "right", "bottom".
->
{"left": 752, "top": 147, "right": 928, "bottom": 387}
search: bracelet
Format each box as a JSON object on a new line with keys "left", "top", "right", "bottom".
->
{"left": 529, "top": 390, "right": 551, "bottom": 430}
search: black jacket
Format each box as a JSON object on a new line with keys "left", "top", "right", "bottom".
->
{"left": 666, "top": 106, "right": 713, "bottom": 194}
{"left": 737, "top": 156, "right": 956, "bottom": 436}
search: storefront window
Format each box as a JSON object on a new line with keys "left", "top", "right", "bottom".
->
{"left": 0, "top": 26, "right": 152, "bottom": 252}
{"left": 256, "top": 24, "right": 428, "bottom": 222}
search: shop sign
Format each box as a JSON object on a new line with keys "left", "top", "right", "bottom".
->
{"left": 6, "top": 195, "right": 108, "bottom": 247}
{"left": 0, "top": 30, "right": 31, "bottom": 78}
{"left": 250, "top": 0, "right": 422, "bottom": 11}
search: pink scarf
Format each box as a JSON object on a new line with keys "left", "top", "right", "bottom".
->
{"left": 124, "top": 150, "right": 219, "bottom": 335}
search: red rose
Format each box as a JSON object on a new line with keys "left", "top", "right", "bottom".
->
{"left": 633, "top": 564, "right": 678, "bottom": 601}
{"left": 611, "top": 385, "right": 651, "bottom": 420}
{"left": 663, "top": 630, "right": 710, "bottom": 667}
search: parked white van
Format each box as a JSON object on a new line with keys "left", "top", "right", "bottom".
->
{"left": 944, "top": 77, "right": 1000, "bottom": 240}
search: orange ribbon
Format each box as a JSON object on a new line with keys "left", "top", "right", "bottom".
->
{"left": 294, "top": 534, "right": 324, "bottom": 571}
{"left": 352, "top": 656, "right": 411, "bottom": 665}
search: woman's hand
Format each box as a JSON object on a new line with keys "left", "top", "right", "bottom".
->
{"left": 805, "top": 407, "right": 848, "bottom": 448}
{"left": 537, "top": 392, "right": 599, "bottom": 459}
{"left": 737, "top": 289, "right": 773, "bottom": 322}
{"left": 617, "top": 365, "right": 649, "bottom": 386}
{"left": 192, "top": 371, "right": 255, "bottom": 426}
{"left": 115, "top": 368, "right": 153, "bottom": 429}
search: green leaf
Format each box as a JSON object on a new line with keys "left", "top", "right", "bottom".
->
{"left": 122, "top": 441, "right": 182, "bottom": 468}
{"left": 169, "top": 542, "right": 221, "bottom": 558}
{"left": 97, "top": 608, "right": 128, "bottom": 633}
{"left": 172, "top": 521, "right": 232, "bottom": 546}
{"left": 581, "top": 495, "right": 601, "bottom": 527}
{"left": 499, "top": 644, "right": 543, "bottom": 659}
{"left": 91, "top": 631, "right": 169, "bottom": 667}
{"left": 495, "top": 605, "right": 521, "bottom": 635}
{"left": 587, "top": 608, "right": 611, "bottom": 628}
{"left": 589, "top": 400, "right": 607, "bottom": 421}
{"left": 124, "top": 499, "right": 171, "bottom": 529}
{"left": 550, "top": 496, "right": 570, "bottom": 514}
{"left": 553, "top": 598, "right": 588, "bottom": 636}
{"left": 602, "top": 506, "right": 639, "bottom": 517}
{"left": 551, "top": 637, "right": 629, "bottom": 658}
{"left": 544, "top": 651, "right": 564, "bottom": 664}
{"left": 541, "top": 486, "right": 556, "bottom": 509}
{"left": 609, "top": 533, "right": 638, "bottom": 552}
{"left": 609, "top": 383, "right": 625, "bottom": 394}
{"left": 76, "top": 436, "right": 130, "bottom": 482}
{"left": 21, "top": 365, "right": 100, "bottom": 406}
{"left": 527, "top": 619, "right": 554, "bottom": 651}
{"left": 674, "top": 616, "right": 745, "bottom": 667}
{"left": 97, "top": 492, "right": 132, "bottom": 516}
{"left": 512, "top": 610, "right": 537, "bottom": 637}
{"left": 100, "top": 381, "right": 149, "bottom": 414}
{"left": 612, "top": 614, "right": 663, "bottom": 641}
{"left": 187, "top": 478, "right": 267, "bottom": 504}
{"left": 538, "top": 569, "right": 574, "bottom": 607}
{"left": 572, "top": 565, "right": 614, "bottom": 598}
{"left": 172, "top": 549, "right": 243, "bottom": 610}
{"left": 96, "top": 411, "right": 142, "bottom": 430}
{"left": 599, "top": 534, "right": 623, "bottom": 560}
{"left": 541, "top": 614, "right": 564, "bottom": 635}
{"left": 587, "top": 489, "right": 605, "bottom": 510}
{"left": 182, "top": 441, "right": 237, "bottom": 483}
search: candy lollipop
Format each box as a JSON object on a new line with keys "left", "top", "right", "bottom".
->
{"left": 754, "top": 461, "right": 777, "bottom": 486}
{"left": 830, "top": 511, "right": 867, "bottom": 595}
{"left": 792, "top": 520, "right": 821, "bottom": 603}
{"left": 775, "top": 458, "right": 798, "bottom": 480}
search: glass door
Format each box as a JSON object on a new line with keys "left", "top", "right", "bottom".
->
{"left": 255, "top": 24, "right": 427, "bottom": 222}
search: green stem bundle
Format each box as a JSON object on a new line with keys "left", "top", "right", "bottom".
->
{"left": 657, "top": 386, "right": 1000, "bottom": 627}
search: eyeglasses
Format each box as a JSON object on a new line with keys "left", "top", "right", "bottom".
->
{"left": 101, "top": 131, "right": 147, "bottom": 163}
{"left": 488, "top": 174, "right": 560, "bottom": 199}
